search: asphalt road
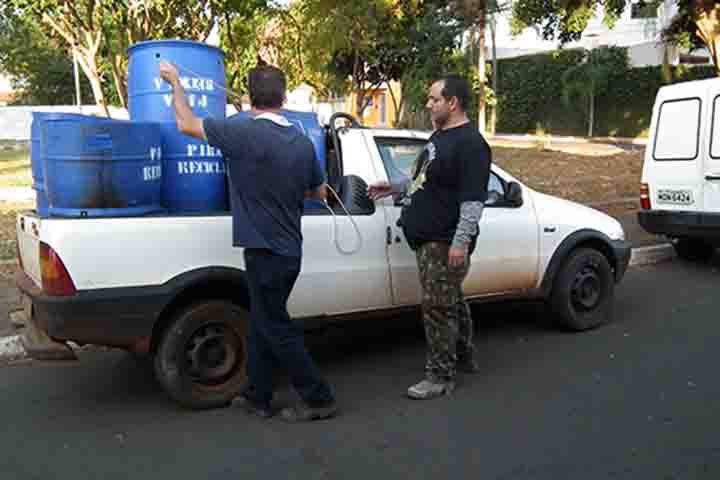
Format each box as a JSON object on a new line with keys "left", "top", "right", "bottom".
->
{"left": 1, "top": 257, "right": 719, "bottom": 479}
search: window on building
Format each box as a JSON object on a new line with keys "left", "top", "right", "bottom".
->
{"left": 631, "top": 2, "right": 657, "bottom": 19}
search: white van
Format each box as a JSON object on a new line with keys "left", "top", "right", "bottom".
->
{"left": 639, "top": 77, "right": 720, "bottom": 261}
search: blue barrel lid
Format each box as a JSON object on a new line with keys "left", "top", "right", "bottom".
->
{"left": 128, "top": 39, "right": 224, "bottom": 57}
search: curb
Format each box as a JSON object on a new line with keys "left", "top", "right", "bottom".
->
{"left": 0, "top": 243, "right": 677, "bottom": 364}
{"left": 629, "top": 243, "right": 676, "bottom": 267}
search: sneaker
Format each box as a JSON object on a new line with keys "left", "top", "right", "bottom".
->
{"left": 457, "top": 356, "right": 481, "bottom": 374}
{"left": 280, "top": 402, "right": 339, "bottom": 422}
{"left": 407, "top": 379, "right": 455, "bottom": 399}
{"left": 232, "top": 395, "right": 275, "bottom": 419}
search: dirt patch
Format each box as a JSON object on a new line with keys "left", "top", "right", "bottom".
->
{"left": 492, "top": 145, "right": 644, "bottom": 206}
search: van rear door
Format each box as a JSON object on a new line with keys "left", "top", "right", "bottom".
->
{"left": 644, "top": 85, "right": 705, "bottom": 212}
{"left": 703, "top": 82, "right": 720, "bottom": 212}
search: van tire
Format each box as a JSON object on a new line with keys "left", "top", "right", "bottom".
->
{"left": 673, "top": 237, "right": 715, "bottom": 262}
{"left": 154, "top": 300, "right": 248, "bottom": 410}
{"left": 550, "top": 248, "right": 614, "bottom": 331}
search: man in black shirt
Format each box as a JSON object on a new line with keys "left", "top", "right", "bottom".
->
{"left": 368, "top": 75, "right": 491, "bottom": 399}
{"left": 159, "top": 62, "right": 337, "bottom": 420}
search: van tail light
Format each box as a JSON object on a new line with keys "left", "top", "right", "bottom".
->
{"left": 39, "top": 242, "right": 76, "bottom": 296}
{"left": 640, "top": 183, "right": 651, "bottom": 210}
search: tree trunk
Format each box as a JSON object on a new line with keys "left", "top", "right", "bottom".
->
{"left": 477, "top": 2, "right": 487, "bottom": 134}
{"left": 588, "top": 78, "right": 595, "bottom": 138}
{"left": 490, "top": 13, "right": 498, "bottom": 135}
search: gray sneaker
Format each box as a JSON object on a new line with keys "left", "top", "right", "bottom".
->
{"left": 407, "top": 379, "right": 455, "bottom": 399}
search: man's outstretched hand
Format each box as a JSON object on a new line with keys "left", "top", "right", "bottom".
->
{"left": 367, "top": 181, "right": 394, "bottom": 201}
{"left": 159, "top": 61, "right": 179, "bottom": 86}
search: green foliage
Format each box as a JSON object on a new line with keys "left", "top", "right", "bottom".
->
{"left": 496, "top": 48, "right": 716, "bottom": 137}
{"left": 0, "top": 3, "right": 93, "bottom": 104}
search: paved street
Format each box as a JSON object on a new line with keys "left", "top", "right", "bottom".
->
{"left": 1, "top": 257, "right": 719, "bottom": 479}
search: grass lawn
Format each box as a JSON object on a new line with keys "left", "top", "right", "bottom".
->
{"left": 0, "top": 148, "right": 31, "bottom": 188}
{"left": 0, "top": 144, "right": 645, "bottom": 262}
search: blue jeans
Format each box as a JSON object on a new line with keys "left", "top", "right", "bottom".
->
{"left": 242, "top": 248, "right": 334, "bottom": 407}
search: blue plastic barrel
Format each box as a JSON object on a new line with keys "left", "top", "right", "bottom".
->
{"left": 31, "top": 112, "right": 112, "bottom": 217}
{"left": 228, "top": 110, "right": 327, "bottom": 174}
{"left": 41, "top": 117, "right": 164, "bottom": 217}
{"left": 128, "top": 40, "right": 226, "bottom": 122}
{"left": 226, "top": 110, "right": 327, "bottom": 210}
{"left": 157, "top": 123, "right": 227, "bottom": 213}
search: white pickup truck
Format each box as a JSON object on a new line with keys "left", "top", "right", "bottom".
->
{"left": 15, "top": 117, "right": 631, "bottom": 409}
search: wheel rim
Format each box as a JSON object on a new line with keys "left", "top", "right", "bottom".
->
{"left": 570, "top": 264, "right": 602, "bottom": 311}
{"left": 185, "top": 324, "right": 242, "bottom": 385}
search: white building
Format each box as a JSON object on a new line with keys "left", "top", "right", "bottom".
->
{"left": 492, "top": 1, "right": 710, "bottom": 67}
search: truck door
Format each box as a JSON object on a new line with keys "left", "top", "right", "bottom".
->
{"left": 368, "top": 132, "right": 539, "bottom": 307}
{"left": 290, "top": 129, "right": 393, "bottom": 317}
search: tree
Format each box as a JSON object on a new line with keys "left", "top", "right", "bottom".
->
{"left": 9, "top": 0, "right": 270, "bottom": 112}
{"left": 561, "top": 46, "right": 629, "bottom": 137}
{"left": 512, "top": 1, "right": 720, "bottom": 76}
{"left": 0, "top": 3, "right": 92, "bottom": 105}
{"left": 664, "top": 1, "right": 720, "bottom": 75}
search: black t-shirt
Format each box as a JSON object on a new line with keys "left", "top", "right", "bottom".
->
{"left": 203, "top": 116, "right": 324, "bottom": 258}
{"left": 399, "top": 122, "right": 491, "bottom": 250}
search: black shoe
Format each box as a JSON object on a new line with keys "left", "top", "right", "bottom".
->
{"left": 280, "top": 402, "right": 338, "bottom": 422}
{"left": 232, "top": 395, "right": 275, "bottom": 419}
{"left": 457, "top": 356, "right": 481, "bottom": 374}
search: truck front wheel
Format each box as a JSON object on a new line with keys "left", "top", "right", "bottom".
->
{"left": 550, "top": 248, "right": 614, "bottom": 331}
{"left": 154, "top": 300, "right": 248, "bottom": 409}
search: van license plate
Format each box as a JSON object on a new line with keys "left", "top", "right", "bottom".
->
{"left": 657, "top": 189, "right": 694, "bottom": 205}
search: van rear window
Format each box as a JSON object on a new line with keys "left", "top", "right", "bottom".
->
{"left": 710, "top": 96, "right": 720, "bottom": 159}
{"left": 653, "top": 97, "right": 701, "bottom": 161}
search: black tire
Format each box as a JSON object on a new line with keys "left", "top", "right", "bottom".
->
{"left": 154, "top": 300, "right": 248, "bottom": 410}
{"left": 550, "top": 248, "right": 614, "bottom": 331}
{"left": 673, "top": 237, "right": 715, "bottom": 262}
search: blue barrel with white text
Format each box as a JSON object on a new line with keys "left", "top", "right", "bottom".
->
{"left": 41, "top": 117, "right": 164, "bottom": 217}
{"left": 31, "top": 112, "right": 112, "bottom": 217}
{"left": 127, "top": 40, "right": 227, "bottom": 122}
{"left": 156, "top": 122, "right": 227, "bottom": 213}
{"left": 128, "top": 40, "right": 228, "bottom": 212}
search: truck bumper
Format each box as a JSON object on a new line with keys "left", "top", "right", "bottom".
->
{"left": 15, "top": 270, "right": 169, "bottom": 354}
{"left": 638, "top": 210, "right": 720, "bottom": 242}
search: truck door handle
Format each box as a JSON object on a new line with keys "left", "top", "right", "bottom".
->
{"left": 386, "top": 226, "right": 392, "bottom": 245}
{"left": 705, "top": 173, "right": 720, "bottom": 180}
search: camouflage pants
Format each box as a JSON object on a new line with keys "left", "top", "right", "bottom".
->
{"left": 416, "top": 241, "right": 475, "bottom": 381}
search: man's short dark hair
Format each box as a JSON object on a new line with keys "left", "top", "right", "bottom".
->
{"left": 437, "top": 74, "right": 471, "bottom": 112}
{"left": 248, "top": 65, "right": 286, "bottom": 109}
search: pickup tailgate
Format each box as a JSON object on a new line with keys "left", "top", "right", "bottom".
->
{"left": 16, "top": 212, "right": 42, "bottom": 288}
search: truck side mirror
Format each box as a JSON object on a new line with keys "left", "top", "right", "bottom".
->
{"left": 332, "top": 175, "right": 375, "bottom": 215}
{"left": 505, "top": 181, "right": 523, "bottom": 207}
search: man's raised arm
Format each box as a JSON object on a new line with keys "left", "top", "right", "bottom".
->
{"left": 159, "top": 61, "right": 206, "bottom": 141}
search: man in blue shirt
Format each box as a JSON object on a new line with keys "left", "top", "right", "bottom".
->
{"left": 160, "top": 62, "right": 337, "bottom": 421}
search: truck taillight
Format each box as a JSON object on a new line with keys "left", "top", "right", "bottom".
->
{"left": 640, "top": 183, "right": 651, "bottom": 210}
{"left": 39, "top": 242, "right": 76, "bottom": 296}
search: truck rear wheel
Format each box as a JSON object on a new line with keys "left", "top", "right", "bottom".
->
{"left": 550, "top": 248, "right": 614, "bottom": 331}
{"left": 154, "top": 300, "right": 248, "bottom": 409}
{"left": 673, "top": 237, "right": 715, "bottom": 262}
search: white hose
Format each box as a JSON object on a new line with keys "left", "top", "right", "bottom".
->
{"left": 323, "top": 185, "right": 363, "bottom": 255}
